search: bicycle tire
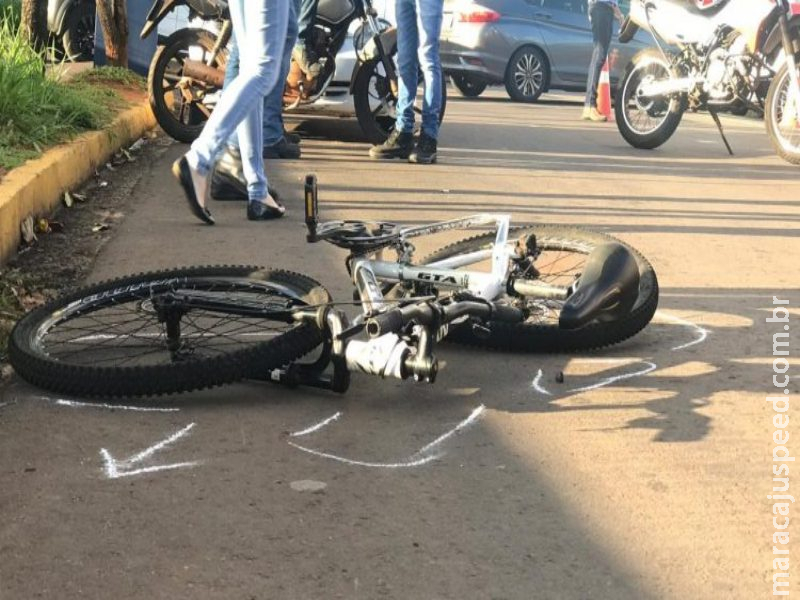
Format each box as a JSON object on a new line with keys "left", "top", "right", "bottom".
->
{"left": 9, "top": 266, "right": 328, "bottom": 398}
{"left": 417, "top": 226, "right": 659, "bottom": 352}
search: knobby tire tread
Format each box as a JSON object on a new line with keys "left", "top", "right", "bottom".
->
{"left": 421, "top": 226, "right": 659, "bottom": 352}
{"left": 9, "top": 266, "right": 327, "bottom": 398}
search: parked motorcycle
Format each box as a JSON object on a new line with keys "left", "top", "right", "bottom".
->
{"left": 615, "top": 0, "right": 800, "bottom": 164}
{"left": 140, "top": 0, "right": 446, "bottom": 144}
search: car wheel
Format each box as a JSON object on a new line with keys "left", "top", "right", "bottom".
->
{"left": 451, "top": 74, "right": 487, "bottom": 98}
{"left": 505, "top": 46, "right": 549, "bottom": 103}
{"left": 62, "top": 1, "right": 96, "bottom": 62}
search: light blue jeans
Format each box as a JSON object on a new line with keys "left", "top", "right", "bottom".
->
{"left": 224, "top": 0, "right": 299, "bottom": 147}
{"left": 188, "top": 0, "right": 289, "bottom": 202}
{"left": 394, "top": 0, "right": 444, "bottom": 139}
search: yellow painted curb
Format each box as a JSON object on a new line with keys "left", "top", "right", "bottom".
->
{"left": 0, "top": 102, "right": 156, "bottom": 266}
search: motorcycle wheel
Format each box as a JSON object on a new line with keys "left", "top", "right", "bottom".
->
{"left": 148, "top": 29, "right": 228, "bottom": 144}
{"left": 62, "top": 1, "right": 95, "bottom": 62}
{"left": 353, "top": 56, "right": 447, "bottom": 145}
{"left": 765, "top": 61, "right": 800, "bottom": 165}
{"left": 615, "top": 49, "right": 685, "bottom": 150}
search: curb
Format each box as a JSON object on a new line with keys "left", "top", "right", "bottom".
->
{"left": 0, "top": 102, "right": 156, "bottom": 266}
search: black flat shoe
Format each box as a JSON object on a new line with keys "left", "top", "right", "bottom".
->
{"left": 210, "top": 170, "right": 279, "bottom": 202}
{"left": 247, "top": 196, "right": 285, "bottom": 221}
{"left": 210, "top": 147, "right": 280, "bottom": 201}
{"left": 172, "top": 156, "right": 215, "bottom": 225}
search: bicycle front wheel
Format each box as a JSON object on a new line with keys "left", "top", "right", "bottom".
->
{"left": 9, "top": 266, "right": 328, "bottom": 398}
{"left": 415, "top": 226, "right": 658, "bottom": 352}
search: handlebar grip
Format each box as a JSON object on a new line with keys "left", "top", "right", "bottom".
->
{"left": 304, "top": 174, "right": 318, "bottom": 241}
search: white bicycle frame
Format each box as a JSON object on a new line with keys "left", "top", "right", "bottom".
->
{"left": 348, "top": 213, "right": 567, "bottom": 321}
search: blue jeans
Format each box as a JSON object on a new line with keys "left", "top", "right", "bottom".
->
{"left": 188, "top": 0, "right": 289, "bottom": 201}
{"left": 394, "top": 0, "right": 444, "bottom": 139}
{"left": 224, "top": 0, "right": 299, "bottom": 147}
{"left": 585, "top": 2, "right": 613, "bottom": 107}
{"left": 297, "top": 0, "right": 318, "bottom": 45}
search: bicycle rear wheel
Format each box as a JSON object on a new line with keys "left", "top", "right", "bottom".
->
{"left": 413, "top": 226, "right": 658, "bottom": 352}
{"left": 9, "top": 266, "right": 328, "bottom": 398}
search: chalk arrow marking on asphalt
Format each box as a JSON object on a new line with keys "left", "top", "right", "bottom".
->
{"left": 288, "top": 405, "right": 486, "bottom": 469}
{"left": 100, "top": 423, "right": 200, "bottom": 479}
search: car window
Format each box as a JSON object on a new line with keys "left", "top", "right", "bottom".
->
{"left": 542, "top": 0, "right": 587, "bottom": 15}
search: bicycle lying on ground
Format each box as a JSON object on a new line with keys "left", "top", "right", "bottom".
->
{"left": 9, "top": 177, "right": 659, "bottom": 398}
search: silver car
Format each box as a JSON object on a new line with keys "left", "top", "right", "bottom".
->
{"left": 440, "top": 0, "right": 650, "bottom": 101}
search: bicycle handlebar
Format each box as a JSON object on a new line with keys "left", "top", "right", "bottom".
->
{"left": 365, "top": 300, "right": 524, "bottom": 338}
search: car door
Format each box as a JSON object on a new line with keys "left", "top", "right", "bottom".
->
{"left": 531, "top": 0, "right": 593, "bottom": 85}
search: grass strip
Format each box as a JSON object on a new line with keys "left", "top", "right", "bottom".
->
{"left": 0, "top": 6, "right": 141, "bottom": 170}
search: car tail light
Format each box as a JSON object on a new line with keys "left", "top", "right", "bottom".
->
{"left": 456, "top": 5, "right": 501, "bottom": 22}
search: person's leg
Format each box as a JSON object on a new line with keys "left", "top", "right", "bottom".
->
{"left": 597, "top": 7, "right": 613, "bottom": 72}
{"left": 262, "top": 0, "right": 298, "bottom": 148}
{"left": 293, "top": 0, "right": 320, "bottom": 76}
{"left": 415, "top": 0, "right": 443, "bottom": 140}
{"left": 179, "top": 0, "right": 288, "bottom": 222}
{"left": 369, "top": 0, "right": 418, "bottom": 158}
{"left": 296, "top": 0, "right": 318, "bottom": 46}
{"left": 584, "top": 3, "right": 610, "bottom": 109}
{"left": 394, "top": 0, "right": 420, "bottom": 135}
{"left": 232, "top": 0, "right": 289, "bottom": 205}
{"left": 222, "top": 32, "right": 240, "bottom": 149}
{"left": 223, "top": 31, "right": 239, "bottom": 90}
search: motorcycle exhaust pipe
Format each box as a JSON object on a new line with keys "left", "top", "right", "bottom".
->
{"left": 637, "top": 76, "right": 696, "bottom": 98}
{"left": 182, "top": 59, "right": 226, "bottom": 88}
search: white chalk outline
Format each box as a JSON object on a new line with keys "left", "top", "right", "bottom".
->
{"left": 100, "top": 423, "right": 200, "bottom": 479}
{"left": 41, "top": 397, "right": 179, "bottom": 413}
{"left": 655, "top": 311, "right": 710, "bottom": 351}
{"left": 567, "top": 361, "right": 657, "bottom": 393}
{"left": 290, "top": 412, "right": 342, "bottom": 437}
{"left": 288, "top": 405, "right": 485, "bottom": 469}
{"left": 532, "top": 369, "right": 552, "bottom": 396}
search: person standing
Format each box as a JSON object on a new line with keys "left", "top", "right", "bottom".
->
{"left": 368, "top": 0, "right": 444, "bottom": 164}
{"left": 583, "top": 0, "right": 623, "bottom": 122}
{"left": 173, "top": 0, "right": 289, "bottom": 223}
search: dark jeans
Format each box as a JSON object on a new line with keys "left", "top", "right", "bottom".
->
{"left": 585, "top": 2, "right": 613, "bottom": 107}
{"left": 297, "top": 0, "right": 319, "bottom": 45}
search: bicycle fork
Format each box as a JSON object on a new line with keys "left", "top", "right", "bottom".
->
{"left": 262, "top": 304, "right": 443, "bottom": 394}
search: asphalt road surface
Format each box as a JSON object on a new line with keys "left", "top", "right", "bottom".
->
{"left": 1, "top": 90, "right": 799, "bottom": 599}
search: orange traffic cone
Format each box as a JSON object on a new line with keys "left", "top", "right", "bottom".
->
{"left": 596, "top": 58, "right": 613, "bottom": 121}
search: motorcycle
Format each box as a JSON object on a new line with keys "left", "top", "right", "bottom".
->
{"left": 140, "top": 0, "right": 446, "bottom": 145}
{"left": 615, "top": 0, "right": 800, "bottom": 164}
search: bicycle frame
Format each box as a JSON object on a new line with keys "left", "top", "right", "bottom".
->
{"left": 350, "top": 214, "right": 512, "bottom": 316}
